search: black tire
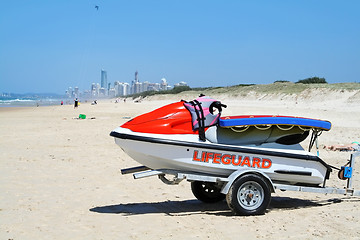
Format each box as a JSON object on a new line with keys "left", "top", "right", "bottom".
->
{"left": 191, "top": 181, "right": 226, "bottom": 203}
{"left": 226, "top": 174, "right": 271, "bottom": 215}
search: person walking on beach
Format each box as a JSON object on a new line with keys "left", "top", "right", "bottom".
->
{"left": 74, "top": 98, "right": 79, "bottom": 108}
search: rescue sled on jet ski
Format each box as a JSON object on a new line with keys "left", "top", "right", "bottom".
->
{"left": 110, "top": 96, "right": 360, "bottom": 215}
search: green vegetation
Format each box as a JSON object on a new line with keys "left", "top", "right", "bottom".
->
{"left": 296, "top": 77, "right": 327, "bottom": 84}
{"left": 130, "top": 85, "right": 191, "bottom": 99}
{"left": 128, "top": 82, "right": 360, "bottom": 99}
{"left": 274, "top": 80, "right": 291, "bottom": 83}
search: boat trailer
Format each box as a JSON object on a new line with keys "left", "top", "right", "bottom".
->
{"left": 121, "top": 152, "right": 360, "bottom": 215}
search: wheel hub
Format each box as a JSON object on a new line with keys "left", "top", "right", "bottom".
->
{"left": 237, "top": 181, "right": 264, "bottom": 210}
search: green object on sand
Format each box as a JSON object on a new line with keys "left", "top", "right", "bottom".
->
{"left": 79, "top": 114, "right": 86, "bottom": 119}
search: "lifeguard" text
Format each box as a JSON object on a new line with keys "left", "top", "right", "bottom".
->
{"left": 192, "top": 150, "right": 272, "bottom": 169}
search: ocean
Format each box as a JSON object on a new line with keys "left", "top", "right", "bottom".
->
{"left": 0, "top": 96, "right": 67, "bottom": 107}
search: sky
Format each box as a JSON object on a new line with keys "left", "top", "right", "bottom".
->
{"left": 1, "top": 0, "right": 359, "bottom": 94}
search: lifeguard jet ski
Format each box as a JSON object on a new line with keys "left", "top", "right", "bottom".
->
{"left": 110, "top": 96, "right": 332, "bottom": 187}
{"left": 110, "top": 96, "right": 360, "bottom": 216}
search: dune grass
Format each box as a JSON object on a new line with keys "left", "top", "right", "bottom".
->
{"left": 130, "top": 82, "right": 360, "bottom": 99}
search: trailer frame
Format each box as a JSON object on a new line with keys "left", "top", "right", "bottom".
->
{"left": 121, "top": 152, "right": 360, "bottom": 214}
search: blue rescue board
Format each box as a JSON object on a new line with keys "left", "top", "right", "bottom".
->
{"left": 219, "top": 116, "right": 331, "bottom": 131}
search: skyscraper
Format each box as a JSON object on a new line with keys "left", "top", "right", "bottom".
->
{"left": 160, "top": 78, "right": 168, "bottom": 90}
{"left": 101, "top": 69, "right": 107, "bottom": 89}
{"left": 131, "top": 70, "right": 139, "bottom": 94}
{"left": 74, "top": 87, "right": 79, "bottom": 98}
{"left": 135, "top": 70, "right": 139, "bottom": 83}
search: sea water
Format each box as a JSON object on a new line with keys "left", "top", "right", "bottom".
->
{"left": 0, "top": 96, "right": 66, "bottom": 107}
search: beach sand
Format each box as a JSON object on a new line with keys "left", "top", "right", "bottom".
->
{"left": 1, "top": 91, "right": 360, "bottom": 239}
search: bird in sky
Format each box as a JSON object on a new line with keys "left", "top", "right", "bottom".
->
{"left": 95, "top": 5, "right": 99, "bottom": 10}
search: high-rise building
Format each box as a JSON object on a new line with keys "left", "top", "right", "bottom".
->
{"left": 101, "top": 69, "right": 107, "bottom": 89}
{"left": 99, "top": 88, "right": 106, "bottom": 96}
{"left": 91, "top": 83, "right": 101, "bottom": 97}
{"left": 66, "top": 87, "right": 73, "bottom": 98}
{"left": 114, "top": 81, "right": 120, "bottom": 96}
{"left": 147, "top": 83, "right": 160, "bottom": 91}
{"left": 108, "top": 88, "right": 116, "bottom": 98}
{"left": 131, "top": 70, "right": 140, "bottom": 94}
{"left": 114, "top": 81, "right": 130, "bottom": 96}
{"left": 135, "top": 70, "right": 139, "bottom": 83}
{"left": 123, "top": 83, "right": 130, "bottom": 96}
{"left": 142, "top": 81, "right": 149, "bottom": 92}
{"left": 65, "top": 70, "right": 187, "bottom": 98}
{"left": 174, "top": 81, "right": 188, "bottom": 87}
{"left": 134, "top": 82, "right": 141, "bottom": 94}
{"left": 160, "top": 78, "right": 168, "bottom": 91}
{"left": 74, "top": 87, "right": 79, "bottom": 98}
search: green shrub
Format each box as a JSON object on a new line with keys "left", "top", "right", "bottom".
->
{"left": 274, "top": 80, "right": 291, "bottom": 83}
{"left": 296, "top": 77, "right": 327, "bottom": 84}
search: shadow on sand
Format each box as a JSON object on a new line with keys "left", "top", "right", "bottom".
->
{"left": 89, "top": 196, "right": 358, "bottom": 216}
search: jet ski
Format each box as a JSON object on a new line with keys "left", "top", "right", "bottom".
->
{"left": 110, "top": 96, "right": 332, "bottom": 187}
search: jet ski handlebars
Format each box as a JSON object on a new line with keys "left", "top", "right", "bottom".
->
{"left": 209, "top": 101, "right": 227, "bottom": 114}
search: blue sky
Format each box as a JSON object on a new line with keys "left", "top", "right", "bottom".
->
{"left": 1, "top": 0, "right": 359, "bottom": 94}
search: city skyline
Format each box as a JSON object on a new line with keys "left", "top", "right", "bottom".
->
{"left": 65, "top": 69, "right": 188, "bottom": 99}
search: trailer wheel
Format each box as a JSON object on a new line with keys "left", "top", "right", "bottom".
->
{"left": 191, "top": 181, "right": 226, "bottom": 203}
{"left": 226, "top": 174, "right": 271, "bottom": 215}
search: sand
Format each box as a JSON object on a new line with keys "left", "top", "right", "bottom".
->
{"left": 1, "top": 91, "right": 360, "bottom": 239}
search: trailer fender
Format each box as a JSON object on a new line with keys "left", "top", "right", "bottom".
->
{"left": 220, "top": 169, "right": 275, "bottom": 194}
